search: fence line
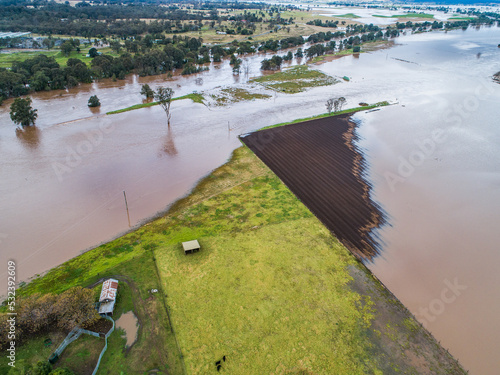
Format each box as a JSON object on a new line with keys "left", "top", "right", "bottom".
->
{"left": 92, "top": 315, "right": 115, "bottom": 375}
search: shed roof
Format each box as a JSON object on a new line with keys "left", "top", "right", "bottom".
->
{"left": 98, "top": 301, "right": 116, "bottom": 315}
{"left": 182, "top": 240, "right": 200, "bottom": 251}
{"left": 99, "top": 279, "right": 118, "bottom": 303}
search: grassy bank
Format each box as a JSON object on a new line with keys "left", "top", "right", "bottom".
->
{"left": 252, "top": 65, "right": 338, "bottom": 93}
{"left": 261, "top": 101, "right": 390, "bottom": 130}
{"left": 106, "top": 93, "right": 205, "bottom": 115}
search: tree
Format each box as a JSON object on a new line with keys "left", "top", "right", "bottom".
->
{"left": 10, "top": 97, "right": 38, "bottom": 126}
{"left": 88, "top": 95, "right": 100, "bottom": 107}
{"left": 88, "top": 47, "right": 99, "bottom": 58}
{"left": 52, "top": 287, "right": 99, "bottom": 331}
{"left": 140, "top": 84, "right": 154, "bottom": 99}
{"left": 110, "top": 41, "right": 122, "bottom": 54}
{"left": 260, "top": 55, "right": 282, "bottom": 71}
{"left": 154, "top": 86, "right": 174, "bottom": 126}
{"left": 33, "top": 361, "right": 52, "bottom": 375}
{"left": 42, "top": 37, "right": 54, "bottom": 50}
{"left": 333, "top": 97, "right": 346, "bottom": 113}
{"left": 326, "top": 98, "right": 334, "bottom": 115}
{"left": 60, "top": 41, "right": 73, "bottom": 56}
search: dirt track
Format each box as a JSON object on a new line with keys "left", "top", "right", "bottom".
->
{"left": 241, "top": 114, "right": 385, "bottom": 260}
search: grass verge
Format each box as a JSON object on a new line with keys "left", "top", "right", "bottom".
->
{"left": 106, "top": 93, "right": 205, "bottom": 115}
{"left": 260, "top": 101, "right": 390, "bottom": 130}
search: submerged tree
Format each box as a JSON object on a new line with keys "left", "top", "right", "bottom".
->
{"left": 154, "top": 86, "right": 174, "bottom": 126}
{"left": 10, "top": 97, "right": 38, "bottom": 126}
{"left": 140, "top": 83, "right": 154, "bottom": 99}
{"left": 88, "top": 95, "right": 101, "bottom": 107}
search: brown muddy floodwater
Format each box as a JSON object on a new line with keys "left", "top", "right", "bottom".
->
{"left": 1, "top": 26, "right": 499, "bottom": 374}
{"left": 115, "top": 311, "right": 138, "bottom": 347}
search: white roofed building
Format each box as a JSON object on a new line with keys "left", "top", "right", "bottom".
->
{"left": 98, "top": 278, "right": 119, "bottom": 315}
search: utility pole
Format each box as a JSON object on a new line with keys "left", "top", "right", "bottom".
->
{"left": 123, "top": 190, "right": 131, "bottom": 227}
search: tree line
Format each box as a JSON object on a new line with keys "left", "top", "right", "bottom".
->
{"left": 0, "top": 29, "right": 370, "bottom": 104}
{"left": 0, "top": 0, "right": 297, "bottom": 38}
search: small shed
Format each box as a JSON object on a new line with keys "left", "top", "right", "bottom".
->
{"left": 98, "top": 279, "right": 119, "bottom": 315}
{"left": 182, "top": 240, "right": 200, "bottom": 255}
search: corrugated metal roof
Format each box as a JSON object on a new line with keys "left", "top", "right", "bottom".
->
{"left": 98, "top": 300, "right": 116, "bottom": 315}
{"left": 99, "top": 278, "right": 118, "bottom": 303}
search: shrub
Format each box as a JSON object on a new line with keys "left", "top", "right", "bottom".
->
{"left": 88, "top": 95, "right": 101, "bottom": 107}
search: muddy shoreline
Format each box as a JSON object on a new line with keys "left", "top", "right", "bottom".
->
{"left": 241, "top": 113, "right": 385, "bottom": 260}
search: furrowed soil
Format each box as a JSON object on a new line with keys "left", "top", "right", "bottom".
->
{"left": 241, "top": 113, "right": 385, "bottom": 260}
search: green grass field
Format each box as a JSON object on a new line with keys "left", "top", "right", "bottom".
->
{"left": 155, "top": 218, "right": 378, "bottom": 374}
{"left": 252, "top": 65, "right": 338, "bottom": 93}
{"left": 393, "top": 13, "right": 435, "bottom": 19}
{"left": 0, "top": 48, "right": 118, "bottom": 68}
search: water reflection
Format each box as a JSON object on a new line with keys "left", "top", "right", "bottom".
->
{"left": 160, "top": 127, "right": 178, "bottom": 157}
{"left": 88, "top": 106, "right": 101, "bottom": 115}
{"left": 15, "top": 126, "right": 41, "bottom": 150}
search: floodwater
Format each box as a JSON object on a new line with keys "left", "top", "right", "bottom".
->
{"left": 115, "top": 311, "right": 138, "bottom": 347}
{"left": 0, "top": 26, "right": 499, "bottom": 374}
{"left": 311, "top": 4, "right": 500, "bottom": 26}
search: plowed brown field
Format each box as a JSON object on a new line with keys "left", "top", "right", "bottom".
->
{"left": 241, "top": 114, "right": 385, "bottom": 260}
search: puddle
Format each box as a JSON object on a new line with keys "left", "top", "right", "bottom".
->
{"left": 115, "top": 311, "right": 139, "bottom": 347}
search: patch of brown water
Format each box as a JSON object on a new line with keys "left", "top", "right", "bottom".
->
{"left": 115, "top": 311, "right": 139, "bottom": 347}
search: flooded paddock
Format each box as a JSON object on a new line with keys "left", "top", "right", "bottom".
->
{"left": 1, "top": 26, "right": 499, "bottom": 374}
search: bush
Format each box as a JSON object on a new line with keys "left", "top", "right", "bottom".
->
{"left": 353, "top": 45, "right": 361, "bottom": 53}
{"left": 33, "top": 361, "right": 52, "bottom": 375}
{"left": 88, "top": 95, "right": 100, "bottom": 107}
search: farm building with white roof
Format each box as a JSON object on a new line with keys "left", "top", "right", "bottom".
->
{"left": 98, "top": 278, "right": 119, "bottom": 315}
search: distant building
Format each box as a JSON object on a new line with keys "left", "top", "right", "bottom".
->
{"left": 216, "top": 31, "right": 227, "bottom": 35}
{"left": 98, "top": 278, "right": 119, "bottom": 315}
{"left": 0, "top": 32, "right": 32, "bottom": 39}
